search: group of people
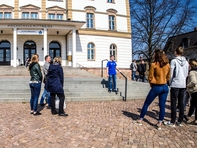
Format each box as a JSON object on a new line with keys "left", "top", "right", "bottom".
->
{"left": 130, "top": 60, "right": 147, "bottom": 82}
{"left": 133, "top": 47, "right": 197, "bottom": 130}
{"left": 28, "top": 54, "right": 68, "bottom": 116}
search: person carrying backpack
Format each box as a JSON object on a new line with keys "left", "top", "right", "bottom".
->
{"left": 130, "top": 60, "right": 137, "bottom": 80}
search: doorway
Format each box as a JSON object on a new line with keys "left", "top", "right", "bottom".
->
{"left": 0, "top": 40, "right": 11, "bottom": 65}
{"left": 24, "top": 41, "right": 36, "bottom": 63}
{"left": 49, "top": 41, "right": 61, "bottom": 60}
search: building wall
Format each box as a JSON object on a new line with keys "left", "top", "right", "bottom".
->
{"left": 67, "top": 34, "right": 131, "bottom": 68}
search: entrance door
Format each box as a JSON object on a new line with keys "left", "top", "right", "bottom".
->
{"left": 49, "top": 41, "right": 61, "bottom": 60}
{"left": 0, "top": 41, "right": 11, "bottom": 65}
{"left": 24, "top": 41, "right": 36, "bottom": 63}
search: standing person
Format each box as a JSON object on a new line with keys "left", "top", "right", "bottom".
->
{"left": 137, "top": 60, "right": 146, "bottom": 82}
{"left": 106, "top": 55, "right": 120, "bottom": 93}
{"left": 165, "top": 47, "right": 189, "bottom": 127}
{"left": 45, "top": 57, "right": 68, "bottom": 116}
{"left": 134, "top": 50, "right": 170, "bottom": 130}
{"left": 40, "top": 55, "right": 51, "bottom": 107}
{"left": 130, "top": 60, "right": 137, "bottom": 80}
{"left": 29, "top": 54, "right": 42, "bottom": 115}
{"left": 184, "top": 59, "right": 197, "bottom": 125}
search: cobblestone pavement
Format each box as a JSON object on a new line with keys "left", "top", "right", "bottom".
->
{"left": 0, "top": 99, "right": 197, "bottom": 148}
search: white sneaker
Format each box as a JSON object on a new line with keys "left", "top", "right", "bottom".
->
{"left": 164, "top": 121, "right": 176, "bottom": 127}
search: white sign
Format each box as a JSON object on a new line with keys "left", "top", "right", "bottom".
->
{"left": 17, "top": 30, "right": 43, "bottom": 35}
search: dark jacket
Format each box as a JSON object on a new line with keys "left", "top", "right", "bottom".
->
{"left": 138, "top": 63, "right": 146, "bottom": 74}
{"left": 29, "top": 62, "right": 42, "bottom": 82}
{"left": 45, "top": 63, "right": 64, "bottom": 93}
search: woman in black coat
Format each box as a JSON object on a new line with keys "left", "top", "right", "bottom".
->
{"left": 45, "top": 57, "right": 68, "bottom": 116}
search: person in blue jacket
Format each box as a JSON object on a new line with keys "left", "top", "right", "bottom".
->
{"left": 45, "top": 57, "right": 68, "bottom": 116}
{"left": 106, "top": 55, "right": 120, "bottom": 92}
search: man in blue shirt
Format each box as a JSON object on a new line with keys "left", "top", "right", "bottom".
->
{"left": 106, "top": 55, "right": 120, "bottom": 93}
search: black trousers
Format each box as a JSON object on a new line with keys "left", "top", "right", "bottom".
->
{"left": 50, "top": 93, "right": 65, "bottom": 114}
{"left": 188, "top": 92, "right": 197, "bottom": 120}
{"left": 170, "top": 88, "right": 186, "bottom": 123}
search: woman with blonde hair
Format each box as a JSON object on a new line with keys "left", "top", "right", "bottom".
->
{"left": 185, "top": 59, "right": 197, "bottom": 125}
{"left": 29, "top": 54, "right": 42, "bottom": 115}
{"left": 45, "top": 57, "right": 68, "bottom": 116}
{"left": 134, "top": 50, "right": 170, "bottom": 130}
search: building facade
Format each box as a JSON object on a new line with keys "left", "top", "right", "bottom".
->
{"left": 164, "top": 28, "right": 197, "bottom": 60}
{"left": 0, "top": 0, "right": 132, "bottom": 68}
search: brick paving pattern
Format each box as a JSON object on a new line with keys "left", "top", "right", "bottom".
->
{"left": 0, "top": 99, "right": 197, "bottom": 148}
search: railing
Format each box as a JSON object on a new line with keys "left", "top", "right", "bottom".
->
{"left": 101, "top": 59, "right": 108, "bottom": 77}
{"left": 101, "top": 59, "right": 128, "bottom": 101}
{"left": 76, "top": 63, "right": 88, "bottom": 71}
{"left": 118, "top": 71, "right": 127, "bottom": 101}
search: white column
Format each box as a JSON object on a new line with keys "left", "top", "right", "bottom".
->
{"left": 72, "top": 29, "right": 76, "bottom": 67}
{"left": 13, "top": 28, "right": 17, "bottom": 67}
{"left": 43, "top": 28, "right": 47, "bottom": 60}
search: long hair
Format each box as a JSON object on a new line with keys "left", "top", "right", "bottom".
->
{"left": 154, "top": 49, "right": 169, "bottom": 67}
{"left": 30, "top": 54, "right": 39, "bottom": 64}
{"left": 53, "top": 56, "right": 62, "bottom": 65}
{"left": 28, "top": 54, "right": 40, "bottom": 71}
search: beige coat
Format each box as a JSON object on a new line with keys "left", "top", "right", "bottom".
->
{"left": 187, "top": 70, "right": 197, "bottom": 94}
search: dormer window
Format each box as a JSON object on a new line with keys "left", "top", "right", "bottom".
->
{"left": 20, "top": 4, "right": 40, "bottom": 19}
{"left": 0, "top": 4, "right": 13, "bottom": 19}
{"left": 46, "top": 6, "right": 66, "bottom": 20}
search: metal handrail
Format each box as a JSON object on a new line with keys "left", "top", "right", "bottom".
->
{"left": 118, "top": 71, "right": 127, "bottom": 101}
{"left": 101, "top": 59, "right": 127, "bottom": 101}
{"left": 101, "top": 59, "right": 108, "bottom": 77}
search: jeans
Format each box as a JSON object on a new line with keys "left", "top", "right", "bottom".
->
{"left": 140, "top": 84, "right": 169, "bottom": 122}
{"left": 50, "top": 93, "right": 65, "bottom": 114}
{"left": 29, "top": 82, "right": 41, "bottom": 112}
{"left": 132, "top": 71, "right": 136, "bottom": 80}
{"left": 188, "top": 92, "right": 197, "bottom": 120}
{"left": 170, "top": 88, "right": 186, "bottom": 123}
{"left": 40, "top": 89, "right": 51, "bottom": 106}
{"left": 108, "top": 74, "right": 116, "bottom": 91}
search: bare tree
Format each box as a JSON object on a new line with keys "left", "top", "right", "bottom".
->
{"left": 130, "top": 0, "right": 197, "bottom": 65}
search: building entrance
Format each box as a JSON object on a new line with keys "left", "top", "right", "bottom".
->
{"left": 24, "top": 41, "right": 36, "bottom": 63}
{"left": 49, "top": 41, "right": 61, "bottom": 60}
{"left": 0, "top": 41, "right": 11, "bottom": 65}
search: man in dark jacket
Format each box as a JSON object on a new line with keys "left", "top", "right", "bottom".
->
{"left": 137, "top": 60, "right": 146, "bottom": 82}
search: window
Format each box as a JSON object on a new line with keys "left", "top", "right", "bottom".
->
{"left": 57, "top": 14, "right": 63, "bottom": 20}
{"left": 87, "top": 13, "right": 94, "bottom": 28}
{"left": 107, "top": 0, "right": 114, "bottom": 3}
{"left": 0, "top": 12, "right": 2, "bottom": 18}
{"left": 182, "top": 38, "right": 189, "bottom": 48}
{"left": 31, "top": 12, "right": 38, "bottom": 19}
{"left": 109, "top": 15, "right": 115, "bottom": 30}
{"left": 48, "top": 13, "right": 55, "bottom": 19}
{"left": 110, "top": 44, "right": 117, "bottom": 60}
{"left": 87, "top": 43, "right": 95, "bottom": 60}
{"left": 22, "top": 12, "right": 29, "bottom": 19}
{"left": 4, "top": 12, "right": 11, "bottom": 18}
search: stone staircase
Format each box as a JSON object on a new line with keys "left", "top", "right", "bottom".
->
{"left": 0, "top": 66, "right": 151, "bottom": 102}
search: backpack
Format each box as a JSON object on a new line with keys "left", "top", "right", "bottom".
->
{"left": 130, "top": 63, "right": 133, "bottom": 70}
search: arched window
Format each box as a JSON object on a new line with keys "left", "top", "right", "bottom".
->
{"left": 87, "top": 43, "right": 95, "bottom": 60}
{"left": 49, "top": 41, "right": 61, "bottom": 60}
{"left": 110, "top": 44, "right": 117, "bottom": 60}
{"left": 0, "top": 40, "right": 10, "bottom": 65}
{"left": 24, "top": 41, "right": 36, "bottom": 63}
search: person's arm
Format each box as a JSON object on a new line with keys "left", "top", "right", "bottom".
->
{"left": 169, "top": 60, "right": 176, "bottom": 85}
{"left": 187, "top": 72, "right": 197, "bottom": 88}
{"left": 106, "top": 62, "right": 109, "bottom": 76}
{"left": 59, "top": 66, "right": 64, "bottom": 87}
{"left": 166, "top": 64, "right": 171, "bottom": 82}
{"left": 36, "top": 64, "right": 43, "bottom": 82}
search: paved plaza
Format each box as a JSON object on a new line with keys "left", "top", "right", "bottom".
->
{"left": 0, "top": 99, "right": 197, "bottom": 148}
